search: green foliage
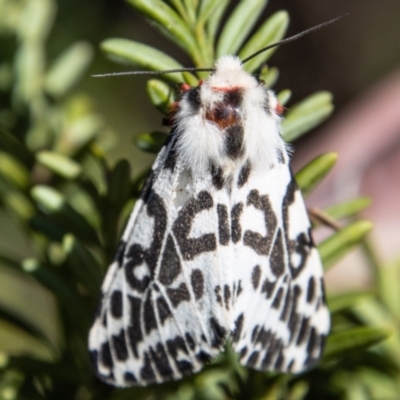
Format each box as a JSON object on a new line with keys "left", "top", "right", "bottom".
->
{"left": 0, "top": 0, "right": 399, "bottom": 399}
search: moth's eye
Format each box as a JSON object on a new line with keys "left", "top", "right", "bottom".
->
{"left": 275, "top": 102, "right": 285, "bottom": 116}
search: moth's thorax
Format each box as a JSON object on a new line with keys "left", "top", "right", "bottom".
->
{"left": 174, "top": 56, "right": 285, "bottom": 182}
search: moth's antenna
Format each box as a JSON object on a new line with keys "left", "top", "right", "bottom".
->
{"left": 93, "top": 14, "right": 348, "bottom": 78}
{"left": 241, "top": 14, "right": 349, "bottom": 65}
{"left": 92, "top": 67, "right": 215, "bottom": 78}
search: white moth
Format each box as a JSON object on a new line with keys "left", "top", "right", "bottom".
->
{"left": 88, "top": 55, "right": 330, "bottom": 387}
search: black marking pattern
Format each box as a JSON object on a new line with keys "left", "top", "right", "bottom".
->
{"left": 173, "top": 191, "right": 216, "bottom": 260}
{"left": 90, "top": 141, "right": 329, "bottom": 385}
{"left": 243, "top": 190, "right": 277, "bottom": 256}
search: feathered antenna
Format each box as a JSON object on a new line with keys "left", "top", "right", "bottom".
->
{"left": 92, "top": 14, "right": 348, "bottom": 78}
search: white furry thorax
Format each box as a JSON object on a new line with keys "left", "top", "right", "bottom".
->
{"left": 174, "top": 55, "right": 285, "bottom": 180}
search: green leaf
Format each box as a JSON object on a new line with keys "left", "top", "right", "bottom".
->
{"left": 62, "top": 235, "right": 102, "bottom": 294}
{"left": 325, "top": 197, "right": 372, "bottom": 220}
{"left": 318, "top": 221, "right": 373, "bottom": 271}
{"left": 100, "top": 39, "right": 186, "bottom": 84}
{"left": 126, "top": 0, "right": 199, "bottom": 62}
{"left": 259, "top": 65, "right": 279, "bottom": 88}
{"left": 147, "top": 79, "right": 175, "bottom": 115}
{"left": 328, "top": 290, "right": 374, "bottom": 314}
{"left": 21, "top": 258, "right": 91, "bottom": 335}
{"left": 379, "top": 259, "right": 400, "bottom": 318}
{"left": 207, "top": 0, "right": 229, "bottom": 41}
{"left": 0, "top": 129, "right": 33, "bottom": 167}
{"left": 55, "top": 115, "right": 103, "bottom": 155}
{"left": 31, "top": 186, "right": 100, "bottom": 245}
{"left": 0, "top": 152, "right": 30, "bottom": 189}
{"left": 134, "top": 132, "right": 167, "bottom": 154}
{"left": 323, "top": 327, "right": 392, "bottom": 360}
{"left": 240, "top": 11, "right": 289, "bottom": 73}
{"left": 36, "top": 151, "right": 81, "bottom": 179}
{"left": 198, "top": 0, "right": 222, "bottom": 26}
{"left": 217, "top": 0, "right": 268, "bottom": 57}
{"left": 295, "top": 152, "right": 338, "bottom": 196}
{"left": 2, "top": 191, "right": 35, "bottom": 221}
{"left": 45, "top": 42, "right": 93, "bottom": 97}
{"left": 282, "top": 92, "right": 334, "bottom": 142}
{"left": 107, "top": 159, "right": 132, "bottom": 209}
{"left": 277, "top": 89, "right": 292, "bottom": 106}
{"left": 0, "top": 306, "right": 51, "bottom": 352}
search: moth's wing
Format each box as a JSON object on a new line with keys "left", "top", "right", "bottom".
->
{"left": 229, "top": 157, "right": 330, "bottom": 373}
{"left": 88, "top": 134, "right": 231, "bottom": 387}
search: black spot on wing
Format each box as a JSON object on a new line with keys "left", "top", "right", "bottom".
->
{"left": 156, "top": 295, "right": 172, "bottom": 325}
{"left": 124, "top": 372, "right": 138, "bottom": 385}
{"left": 101, "top": 341, "right": 113, "bottom": 368}
{"left": 167, "top": 283, "right": 191, "bottom": 308}
{"left": 113, "top": 329, "right": 128, "bottom": 361}
{"left": 251, "top": 265, "right": 261, "bottom": 289}
{"left": 270, "top": 229, "right": 285, "bottom": 277}
{"left": 139, "top": 169, "right": 155, "bottom": 204}
{"left": 239, "top": 346, "right": 248, "bottom": 360}
{"left": 185, "top": 332, "right": 196, "bottom": 350}
{"left": 261, "top": 337, "right": 283, "bottom": 369}
{"left": 140, "top": 352, "right": 156, "bottom": 383}
{"left": 307, "top": 277, "right": 315, "bottom": 303}
{"left": 173, "top": 191, "right": 216, "bottom": 260}
{"left": 191, "top": 269, "right": 204, "bottom": 300}
{"left": 237, "top": 160, "right": 251, "bottom": 188}
{"left": 110, "top": 290, "right": 122, "bottom": 318}
{"left": 209, "top": 317, "right": 227, "bottom": 348}
{"left": 224, "top": 124, "right": 244, "bottom": 160}
{"left": 261, "top": 279, "right": 276, "bottom": 299}
{"left": 114, "top": 240, "right": 126, "bottom": 267}
{"left": 144, "top": 292, "right": 157, "bottom": 334}
{"left": 243, "top": 190, "right": 277, "bottom": 256}
{"left": 223, "top": 284, "right": 231, "bottom": 310}
{"left": 274, "top": 348, "right": 285, "bottom": 370}
{"left": 167, "top": 336, "right": 193, "bottom": 375}
{"left": 158, "top": 235, "right": 181, "bottom": 285}
{"left": 163, "top": 134, "right": 178, "bottom": 171}
{"left": 127, "top": 296, "right": 142, "bottom": 358}
{"left": 251, "top": 325, "right": 260, "bottom": 343}
{"left": 150, "top": 342, "right": 174, "bottom": 379}
{"left": 296, "top": 316, "right": 310, "bottom": 346}
{"left": 231, "top": 313, "right": 244, "bottom": 343}
{"left": 217, "top": 204, "right": 230, "bottom": 245}
{"left": 272, "top": 287, "right": 284, "bottom": 309}
{"left": 280, "top": 285, "right": 292, "bottom": 322}
{"left": 125, "top": 193, "right": 167, "bottom": 292}
{"left": 214, "top": 285, "right": 223, "bottom": 305}
{"left": 196, "top": 351, "right": 211, "bottom": 363}
{"left": 247, "top": 351, "right": 260, "bottom": 367}
{"left": 231, "top": 202, "right": 244, "bottom": 243}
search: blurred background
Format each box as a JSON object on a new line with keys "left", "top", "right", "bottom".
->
{"left": 1, "top": 0, "right": 400, "bottom": 398}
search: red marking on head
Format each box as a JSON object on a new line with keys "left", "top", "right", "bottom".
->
{"left": 275, "top": 102, "right": 285, "bottom": 116}
{"left": 180, "top": 83, "right": 191, "bottom": 92}
{"left": 211, "top": 86, "right": 240, "bottom": 92}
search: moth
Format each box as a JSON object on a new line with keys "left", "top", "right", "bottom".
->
{"left": 88, "top": 18, "right": 341, "bottom": 387}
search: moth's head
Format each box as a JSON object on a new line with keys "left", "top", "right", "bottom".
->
{"left": 177, "top": 55, "right": 281, "bottom": 132}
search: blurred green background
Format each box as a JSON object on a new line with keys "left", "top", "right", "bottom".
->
{"left": 1, "top": 0, "right": 400, "bottom": 399}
